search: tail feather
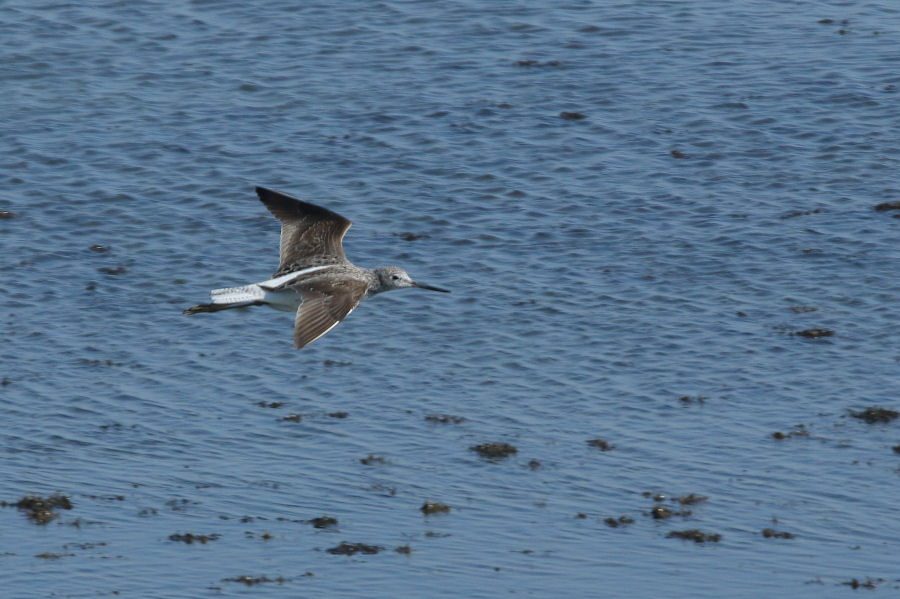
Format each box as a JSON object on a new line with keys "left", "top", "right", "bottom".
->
{"left": 184, "top": 284, "right": 266, "bottom": 315}
{"left": 210, "top": 284, "right": 265, "bottom": 304}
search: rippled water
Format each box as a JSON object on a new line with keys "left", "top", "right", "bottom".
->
{"left": 2, "top": 1, "right": 899, "bottom": 597}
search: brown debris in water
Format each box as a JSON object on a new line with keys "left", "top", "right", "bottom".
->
{"left": 849, "top": 407, "right": 899, "bottom": 424}
{"left": 257, "top": 401, "right": 283, "bottom": 408}
{"left": 676, "top": 494, "right": 708, "bottom": 505}
{"left": 873, "top": 200, "right": 900, "bottom": 212}
{"left": 792, "top": 328, "right": 833, "bottom": 338}
{"left": 761, "top": 528, "right": 795, "bottom": 539}
{"left": 425, "top": 413, "right": 465, "bottom": 424}
{"left": 843, "top": 577, "right": 882, "bottom": 590}
{"left": 36, "top": 552, "right": 74, "bottom": 559}
{"left": 10, "top": 494, "right": 72, "bottom": 525}
{"left": 470, "top": 442, "right": 518, "bottom": 459}
{"left": 168, "top": 532, "right": 220, "bottom": 544}
{"left": 222, "top": 575, "right": 286, "bottom": 586}
{"left": 326, "top": 542, "right": 383, "bottom": 556}
{"left": 666, "top": 529, "right": 721, "bottom": 543}
{"left": 772, "top": 424, "right": 810, "bottom": 439}
{"left": 651, "top": 505, "right": 673, "bottom": 519}
{"left": 604, "top": 515, "right": 634, "bottom": 528}
{"left": 587, "top": 439, "right": 615, "bottom": 451}
{"left": 421, "top": 501, "right": 451, "bottom": 515}
{"left": 309, "top": 516, "right": 338, "bottom": 529}
{"left": 678, "top": 395, "right": 707, "bottom": 405}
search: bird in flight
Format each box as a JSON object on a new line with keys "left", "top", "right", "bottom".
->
{"left": 184, "top": 187, "right": 449, "bottom": 349}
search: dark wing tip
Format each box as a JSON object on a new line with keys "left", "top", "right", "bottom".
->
{"left": 255, "top": 186, "right": 351, "bottom": 227}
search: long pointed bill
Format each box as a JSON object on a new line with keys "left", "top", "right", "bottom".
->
{"left": 414, "top": 281, "right": 450, "bottom": 293}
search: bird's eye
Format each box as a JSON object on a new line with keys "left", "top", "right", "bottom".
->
{"left": 392, "top": 275, "right": 400, "bottom": 280}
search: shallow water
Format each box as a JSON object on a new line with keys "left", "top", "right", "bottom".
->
{"left": 2, "top": 1, "right": 899, "bottom": 597}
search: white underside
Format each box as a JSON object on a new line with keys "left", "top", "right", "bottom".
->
{"left": 209, "top": 265, "right": 334, "bottom": 313}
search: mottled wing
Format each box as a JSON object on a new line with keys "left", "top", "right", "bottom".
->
{"left": 256, "top": 187, "right": 352, "bottom": 273}
{"left": 292, "top": 281, "right": 368, "bottom": 349}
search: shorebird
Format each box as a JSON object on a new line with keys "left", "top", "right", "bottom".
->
{"left": 184, "top": 187, "right": 449, "bottom": 349}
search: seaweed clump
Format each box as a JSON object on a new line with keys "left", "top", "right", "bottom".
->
{"left": 421, "top": 501, "right": 451, "bottom": 515}
{"left": 12, "top": 494, "right": 72, "bottom": 525}
{"left": 849, "top": 407, "right": 898, "bottom": 424}
{"left": 470, "top": 442, "right": 517, "bottom": 459}
{"left": 666, "top": 529, "right": 721, "bottom": 543}
{"left": 326, "top": 542, "right": 383, "bottom": 556}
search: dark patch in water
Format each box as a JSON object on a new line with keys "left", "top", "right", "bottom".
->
{"left": 849, "top": 407, "right": 898, "bottom": 424}
{"left": 516, "top": 59, "right": 561, "bottom": 67}
{"left": 587, "top": 439, "right": 614, "bottom": 451}
{"left": 222, "top": 575, "right": 286, "bottom": 585}
{"left": 666, "top": 530, "right": 721, "bottom": 543}
{"left": 0, "top": 210, "right": 15, "bottom": 219}
{"left": 327, "top": 542, "right": 383, "bottom": 555}
{"left": 604, "top": 515, "right": 634, "bottom": 528}
{"left": 676, "top": 494, "right": 708, "bottom": 505}
{"left": 393, "top": 232, "right": 429, "bottom": 241}
{"left": 842, "top": 577, "right": 882, "bottom": 590}
{"left": 8, "top": 494, "right": 72, "bottom": 525}
{"left": 421, "top": 501, "right": 451, "bottom": 515}
{"left": 360, "top": 454, "right": 386, "bottom": 465}
{"left": 678, "top": 395, "right": 706, "bottom": 405}
{"left": 772, "top": 424, "right": 810, "bottom": 439}
{"left": 309, "top": 516, "right": 338, "bottom": 529}
{"left": 327, "top": 411, "right": 349, "bottom": 418}
{"left": 98, "top": 266, "right": 127, "bottom": 275}
{"left": 670, "top": 149, "right": 688, "bottom": 159}
{"left": 792, "top": 328, "right": 833, "bottom": 338}
{"left": 560, "top": 111, "right": 586, "bottom": 121}
{"left": 395, "top": 544, "right": 412, "bottom": 555}
{"left": 425, "top": 413, "right": 464, "bottom": 424}
{"left": 258, "top": 401, "right": 284, "bottom": 408}
{"left": 169, "top": 532, "right": 219, "bottom": 544}
{"left": 651, "top": 505, "right": 692, "bottom": 519}
{"left": 873, "top": 200, "right": 900, "bottom": 212}
{"left": 89, "top": 244, "right": 109, "bottom": 252}
{"left": 762, "top": 528, "right": 795, "bottom": 539}
{"left": 470, "top": 442, "right": 518, "bottom": 459}
{"left": 281, "top": 414, "right": 302, "bottom": 423}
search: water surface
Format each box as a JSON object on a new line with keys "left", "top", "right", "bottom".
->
{"left": 1, "top": 1, "right": 899, "bottom": 597}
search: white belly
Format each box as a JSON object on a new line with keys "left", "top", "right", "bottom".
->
{"left": 263, "top": 288, "right": 303, "bottom": 312}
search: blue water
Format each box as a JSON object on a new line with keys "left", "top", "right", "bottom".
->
{"left": 2, "top": 1, "right": 899, "bottom": 597}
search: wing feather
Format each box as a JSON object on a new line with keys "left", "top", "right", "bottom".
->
{"left": 256, "top": 187, "right": 352, "bottom": 273}
{"left": 292, "top": 282, "right": 367, "bottom": 349}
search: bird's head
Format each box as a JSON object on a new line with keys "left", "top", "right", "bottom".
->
{"left": 374, "top": 266, "right": 449, "bottom": 293}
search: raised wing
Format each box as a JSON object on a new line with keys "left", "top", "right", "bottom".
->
{"left": 255, "top": 187, "right": 352, "bottom": 274}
